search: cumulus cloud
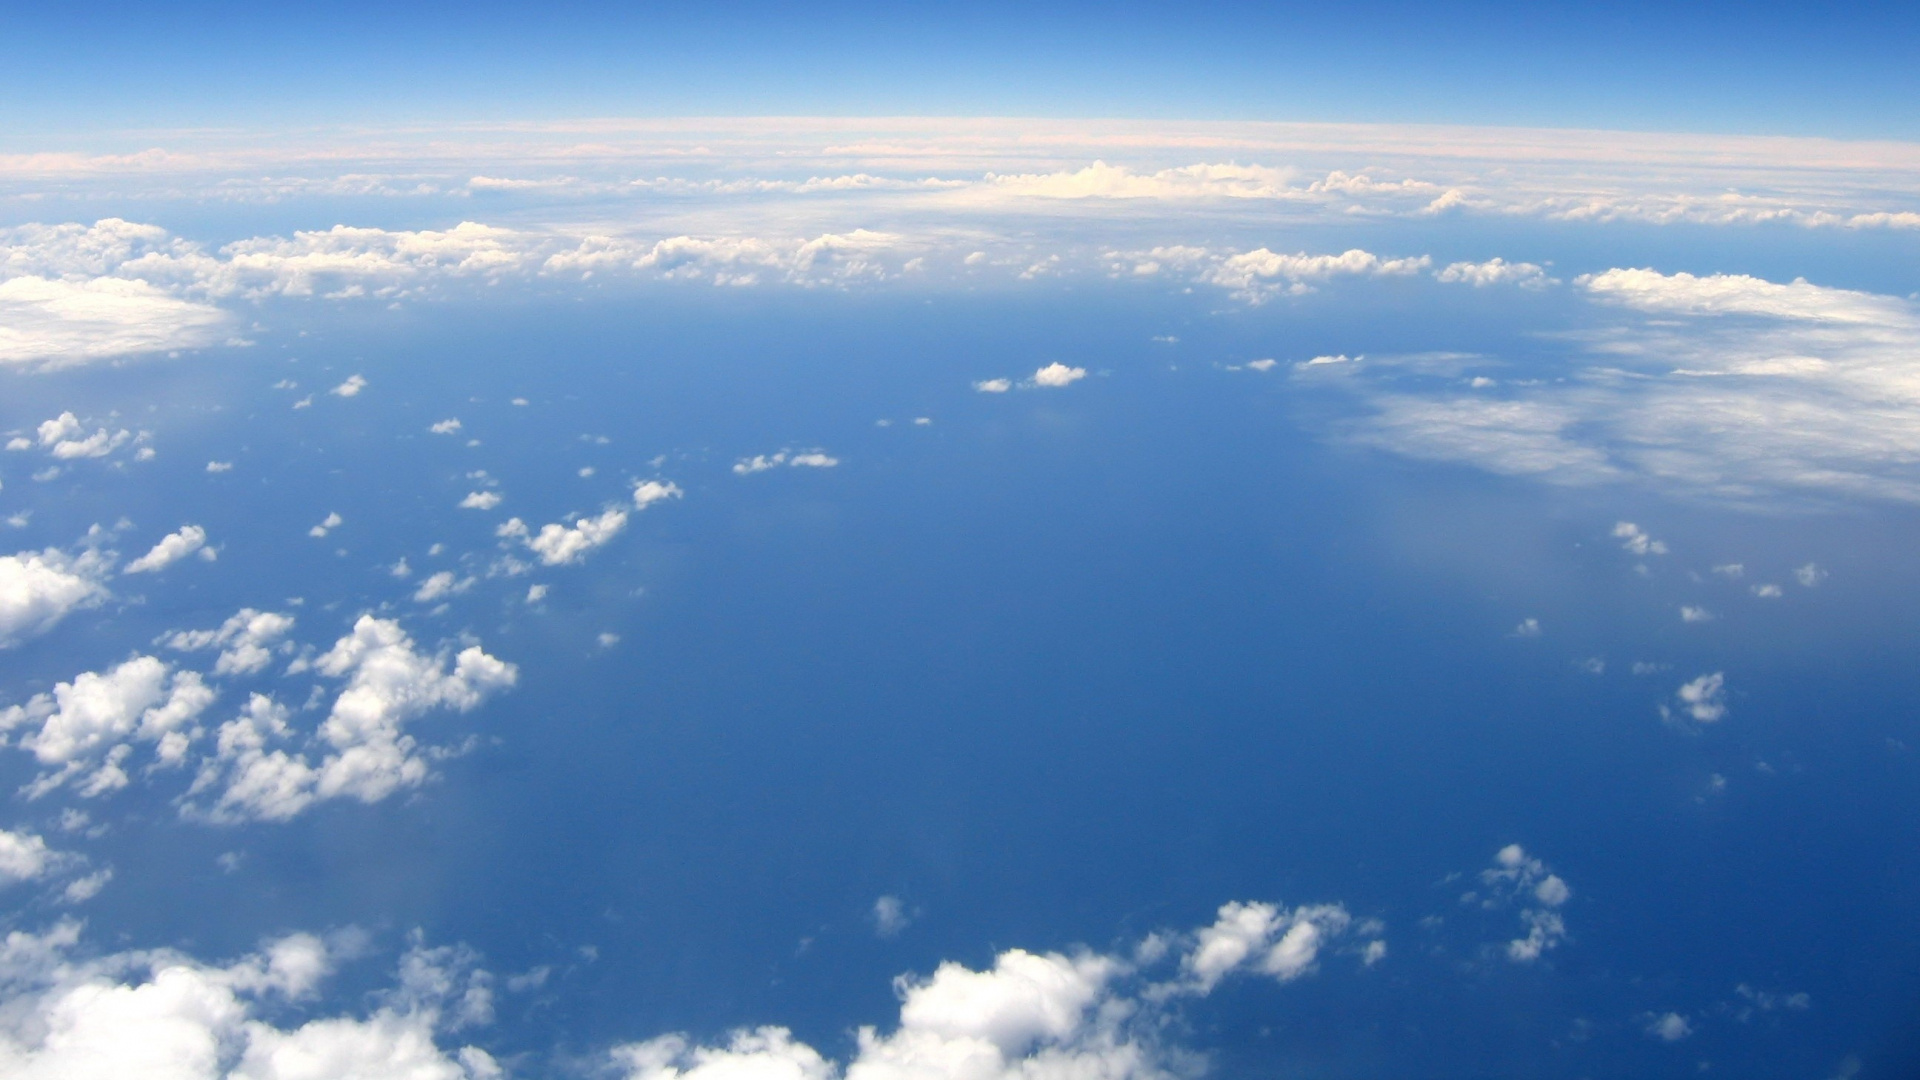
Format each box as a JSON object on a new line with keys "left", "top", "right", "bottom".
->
{"left": 1664, "top": 672, "right": 1728, "bottom": 725}
{"left": 330, "top": 374, "right": 367, "bottom": 397}
{"left": 309, "top": 512, "right": 342, "bottom": 538}
{"left": 123, "top": 525, "right": 211, "bottom": 574}
{"left": 973, "top": 378, "right": 1012, "bottom": 393}
{"left": 1435, "top": 258, "right": 1554, "bottom": 289}
{"left": 194, "top": 617, "right": 516, "bottom": 821}
{"left": 0, "top": 275, "right": 229, "bottom": 369}
{"left": 1147, "top": 246, "right": 1430, "bottom": 303}
{"left": 497, "top": 508, "right": 627, "bottom": 566}
{"left": 1470, "top": 844, "right": 1572, "bottom": 963}
{"left": 632, "top": 480, "right": 683, "bottom": 509}
{"left": 1646, "top": 1012, "right": 1693, "bottom": 1042}
{"left": 615, "top": 895, "right": 1372, "bottom": 1080}
{"left": 413, "top": 571, "right": 473, "bottom": 603}
{"left": 1613, "top": 522, "right": 1667, "bottom": 556}
{"left": 733, "top": 451, "right": 838, "bottom": 474}
{"left": 162, "top": 608, "right": 295, "bottom": 676}
{"left": 872, "top": 895, "right": 913, "bottom": 938}
{"left": 0, "top": 655, "right": 215, "bottom": 796}
{"left": 1163, "top": 900, "right": 1361, "bottom": 996}
{"left": 0, "top": 545, "right": 111, "bottom": 648}
{"left": 0, "top": 922, "right": 500, "bottom": 1079}
{"left": 1340, "top": 269, "right": 1920, "bottom": 504}
{"left": 459, "top": 491, "right": 502, "bottom": 510}
{"left": 429, "top": 418, "right": 462, "bottom": 434}
{"left": 1028, "top": 362, "right": 1087, "bottom": 388}
{"left": 0, "top": 829, "right": 56, "bottom": 888}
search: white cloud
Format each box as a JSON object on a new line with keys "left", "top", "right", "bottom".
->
{"left": 872, "top": 895, "right": 913, "bottom": 938}
{"left": 1512, "top": 617, "right": 1541, "bottom": 638}
{"left": 1435, "top": 258, "right": 1554, "bottom": 289}
{"left": 1612, "top": 522, "right": 1667, "bottom": 556}
{"left": 1679, "top": 605, "right": 1715, "bottom": 623}
{"left": 1646, "top": 1012, "right": 1693, "bottom": 1042}
{"left": 330, "top": 374, "right": 368, "bottom": 397}
{"left": 1476, "top": 844, "right": 1572, "bottom": 963}
{"left": 0, "top": 829, "right": 55, "bottom": 887}
{"left": 163, "top": 608, "right": 296, "bottom": 677}
{"left": 0, "top": 275, "right": 230, "bottom": 370}
{"left": 0, "top": 546, "right": 111, "bottom": 648}
{"left": 0, "top": 655, "right": 214, "bottom": 795}
{"left": 496, "top": 508, "right": 627, "bottom": 567}
{"left": 196, "top": 617, "right": 516, "bottom": 821}
{"left": 616, "top": 895, "right": 1371, "bottom": 1080}
{"left": 1666, "top": 672, "right": 1728, "bottom": 724}
{"left": 1167, "top": 900, "right": 1357, "bottom": 996}
{"left": 1331, "top": 269, "right": 1920, "bottom": 504}
{"left": 1751, "top": 583, "right": 1784, "bottom": 598}
{"left": 1794, "top": 562, "right": 1827, "bottom": 586}
{"left": 733, "top": 453, "right": 785, "bottom": 474}
{"left": 309, "top": 512, "right": 343, "bottom": 538}
{"left": 459, "top": 491, "right": 502, "bottom": 510}
{"left": 632, "top": 480, "right": 683, "bottom": 509}
{"left": 0, "top": 923, "right": 500, "bottom": 1079}
{"left": 123, "top": 525, "right": 210, "bottom": 574}
{"left": 429, "top": 418, "right": 462, "bottom": 434}
{"left": 1192, "top": 247, "right": 1430, "bottom": 303}
{"left": 973, "top": 378, "right": 1012, "bottom": 393}
{"left": 413, "top": 571, "right": 472, "bottom": 603}
{"left": 788, "top": 452, "right": 838, "bottom": 468}
{"left": 1028, "top": 362, "right": 1086, "bottom": 388}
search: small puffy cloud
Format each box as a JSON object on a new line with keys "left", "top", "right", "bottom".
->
{"left": 632, "top": 480, "right": 683, "bottom": 509}
{"left": 873, "top": 895, "right": 913, "bottom": 938}
{"left": 1667, "top": 672, "right": 1728, "bottom": 724}
{"left": 413, "top": 571, "right": 472, "bottom": 603}
{"left": 430, "top": 418, "right": 462, "bottom": 434}
{"left": 1246, "top": 358, "right": 1278, "bottom": 371}
{"left": 24, "top": 412, "right": 133, "bottom": 459}
{"left": 498, "top": 508, "right": 627, "bottom": 567}
{"left": 309, "top": 512, "right": 343, "bottom": 538}
{"left": 1169, "top": 900, "right": 1356, "bottom": 995}
{"left": 0, "top": 545, "right": 111, "bottom": 648}
{"left": 973, "top": 378, "right": 1012, "bottom": 393}
{"left": 1646, "top": 1012, "right": 1693, "bottom": 1042}
{"left": 1477, "top": 844, "right": 1572, "bottom": 963}
{"left": 123, "top": 524, "right": 210, "bottom": 574}
{"left": 1435, "top": 258, "right": 1554, "bottom": 289}
{"left": 1613, "top": 521, "right": 1668, "bottom": 556}
{"left": 162, "top": 608, "right": 295, "bottom": 677}
{"left": 733, "top": 451, "right": 837, "bottom": 474}
{"left": 525, "top": 584, "right": 548, "bottom": 603}
{"left": 206, "top": 460, "right": 232, "bottom": 473}
{"left": 0, "top": 828, "right": 55, "bottom": 887}
{"left": 330, "top": 374, "right": 368, "bottom": 397}
{"left": 459, "top": 491, "right": 502, "bottom": 510}
{"left": 0, "top": 654, "right": 214, "bottom": 795}
{"left": 733, "top": 452, "right": 785, "bottom": 474}
{"left": 1794, "top": 562, "right": 1827, "bottom": 587}
{"left": 1029, "top": 362, "right": 1086, "bottom": 388}
{"left": 1751, "top": 583, "right": 1784, "bottom": 598}
{"left": 1512, "top": 617, "right": 1542, "bottom": 638}
{"left": 1679, "top": 605, "right": 1715, "bottom": 623}
{"left": 1711, "top": 563, "right": 1744, "bottom": 578}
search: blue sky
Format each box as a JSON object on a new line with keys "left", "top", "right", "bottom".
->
{"left": 4, "top": 1, "right": 1919, "bottom": 136}
{"left": 0, "top": 7, "right": 1918, "bottom": 1080}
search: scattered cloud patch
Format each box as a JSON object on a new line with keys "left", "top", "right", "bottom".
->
{"left": 1028, "top": 362, "right": 1087, "bottom": 388}
{"left": 459, "top": 491, "right": 502, "bottom": 510}
{"left": 330, "top": 374, "right": 367, "bottom": 397}
{"left": 974, "top": 378, "right": 1012, "bottom": 393}
{"left": 162, "top": 608, "right": 295, "bottom": 677}
{"left": 0, "top": 545, "right": 111, "bottom": 648}
{"left": 123, "top": 525, "right": 211, "bottom": 574}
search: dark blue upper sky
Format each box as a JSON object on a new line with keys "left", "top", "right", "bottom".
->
{"left": 5, "top": 1, "right": 1918, "bottom": 136}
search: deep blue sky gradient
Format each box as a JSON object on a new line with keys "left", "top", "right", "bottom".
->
{"left": 3, "top": 1, "right": 1917, "bottom": 136}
